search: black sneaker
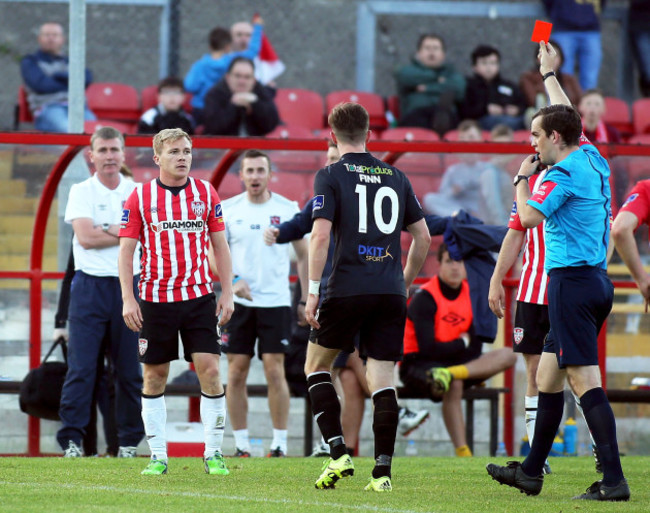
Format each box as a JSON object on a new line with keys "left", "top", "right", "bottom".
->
{"left": 266, "top": 446, "right": 286, "bottom": 457}
{"left": 592, "top": 445, "right": 603, "bottom": 474}
{"left": 234, "top": 448, "right": 251, "bottom": 457}
{"left": 573, "top": 479, "right": 630, "bottom": 501}
{"left": 486, "top": 461, "right": 543, "bottom": 496}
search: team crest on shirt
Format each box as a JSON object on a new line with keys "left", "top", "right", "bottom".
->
{"left": 270, "top": 215, "right": 281, "bottom": 226}
{"left": 622, "top": 193, "right": 638, "bottom": 208}
{"left": 138, "top": 338, "right": 148, "bottom": 356}
{"left": 191, "top": 200, "right": 206, "bottom": 217}
{"left": 513, "top": 328, "right": 524, "bottom": 344}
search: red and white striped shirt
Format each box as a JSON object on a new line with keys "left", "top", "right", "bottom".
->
{"left": 508, "top": 171, "right": 548, "bottom": 305}
{"left": 119, "top": 177, "right": 225, "bottom": 303}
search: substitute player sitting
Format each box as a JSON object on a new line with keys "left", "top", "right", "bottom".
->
{"left": 119, "top": 128, "right": 234, "bottom": 476}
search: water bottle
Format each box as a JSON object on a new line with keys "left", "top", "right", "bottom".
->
{"left": 405, "top": 440, "right": 417, "bottom": 456}
{"left": 564, "top": 417, "right": 578, "bottom": 456}
{"left": 496, "top": 441, "right": 507, "bottom": 457}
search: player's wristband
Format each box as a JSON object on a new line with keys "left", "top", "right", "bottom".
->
{"left": 542, "top": 71, "right": 556, "bottom": 81}
{"left": 232, "top": 275, "right": 241, "bottom": 285}
{"left": 308, "top": 280, "right": 320, "bottom": 295}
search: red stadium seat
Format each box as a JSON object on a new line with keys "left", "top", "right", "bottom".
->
{"left": 269, "top": 171, "right": 312, "bottom": 205}
{"left": 15, "top": 85, "right": 34, "bottom": 128}
{"left": 267, "top": 125, "right": 315, "bottom": 139}
{"left": 86, "top": 82, "right": 141, "bottom": 122}
{"left": 633, "top": 98, "right": 650, "bottom": 134}
{"left": 275, "top": 88, "right": 325, "bottom": 130}
{"left": 84, "top": 119, "right": 136, "bottom": 135}
{"left": 624, "top": 135, "right": 650, "bottom": 184}
{"left": 386, "top": 95, "right": 400, "bottom": 121}
{"left": 392, "top": 153, "right": 444, "bottom": 176}
{"left": 380, "top": 127, "right": 439, "bottom": 141}
{"left": 511, "top": 130, "right": 532, "bottom": 144}
{"left": 216, "top": 172, "right": 243, "bottom": 200}
{"left": 326, "top": 90, "right": 388, "bottom": 130}
{"left": 604, "top": 97, "right": 633, "bottom": 136}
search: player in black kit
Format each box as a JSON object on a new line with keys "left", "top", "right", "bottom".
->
{"left": 304, "top": 102, "right": 431, "bottom": 492}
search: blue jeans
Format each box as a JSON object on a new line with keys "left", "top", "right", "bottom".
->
{"left": 34, "top": 103, "right": 96, "bottom": 133}
{"left": 57, "top": 272, "right": 144, "bottom": 450}
{"left": 478, "top": 114, "right": 524, "bottom": 131}
{"left": 553, "top": 31, "right": 602, "bottom": 91}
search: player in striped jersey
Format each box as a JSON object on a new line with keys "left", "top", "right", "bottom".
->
{"left": 118, "top": 128, "right": 235, "bottom": 476}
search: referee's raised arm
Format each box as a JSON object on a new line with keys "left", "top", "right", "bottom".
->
{"left": 538, "top": 41, "right": 572, "bottom": 107}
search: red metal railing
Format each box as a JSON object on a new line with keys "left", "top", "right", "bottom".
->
{"left": 1, "top": 131, "right": 648, "bottom": 456}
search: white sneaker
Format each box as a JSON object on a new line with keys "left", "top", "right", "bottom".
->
{"left": 311, "top": 440, "right": 330, "bottom": 457}
{"left": 397, "top": 407, "right": 430, "bottom": 436}
{"left": 117, "top": 446, "right": 138, "bottom": 458}
{"left": 63, "top": 440, "right": 83, "bottom": 458}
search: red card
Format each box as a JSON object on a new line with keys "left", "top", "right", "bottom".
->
{"left": 531, "top": 20, "right": 552, "bottom": 43}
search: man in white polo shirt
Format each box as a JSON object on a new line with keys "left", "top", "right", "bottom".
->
{"left": 56, "top": 126, "right": 144, "bottom": 458}
{"left": 221, "top": 149, "right": 308, "bottom": 457}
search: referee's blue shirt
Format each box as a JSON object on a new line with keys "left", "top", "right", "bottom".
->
{"left": 527, "top": 141, "right": 611, "bottom": 271}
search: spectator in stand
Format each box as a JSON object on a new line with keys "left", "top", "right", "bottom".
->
{"left": 628, "top": 0, "right": 650, "bottom": 97}
{"left": 578, "top": 89, "right": 621, "bottom": 144}
{"left": 203, "top": 57, "right": 279, "bottom": 136}
{"left": 184, "top": 15, "right": 263, "bottom": 124}
{"left": 231, "top": 20, "right": 284, "bottom": 86}
{"left": 20, "top": 22, "right": 96, "bottom": 133}
{"left": 394, "top": 34, "right": 466, "bottom": 136}
{"left": 479, "top": 124, "right": 517, "bottom": 226}
{"left": 519, "top": 40, "right": 582, "bottom": 114}
{"left": 542, "top": 0, "right": 603, "bottom": 91}
{"left": 462, "top": 45, "right": 526, "bottom": 130}
{"left": 401, "top": 244, "right": 516, "bottom": 457}
{"left": 137, "top": 77, "right": 195, "bottom": 135}
{"left": 423, "top": 120, "right": 486, "bottom": 218}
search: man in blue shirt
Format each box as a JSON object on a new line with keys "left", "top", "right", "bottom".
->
{"left": 486, "top": 41, "right": 629, "bottom": 502}
{"left": 20, "top": 22, "right": 95, "bottom": 132}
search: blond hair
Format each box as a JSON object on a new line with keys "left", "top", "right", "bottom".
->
{"left": 152, "top": 128, "right": 192, "bottom": 156}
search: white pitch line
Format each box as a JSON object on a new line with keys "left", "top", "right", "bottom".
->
{"left": 0, "top": 481, "right": 430, "bottom": 513}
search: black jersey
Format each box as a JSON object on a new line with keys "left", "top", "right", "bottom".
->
{"left": 312, "top": 152, "right": 424, "bottom": 298}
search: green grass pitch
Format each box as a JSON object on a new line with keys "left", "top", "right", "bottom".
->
{"left": 1, "top": 455, "right": 649, "bottom": 512}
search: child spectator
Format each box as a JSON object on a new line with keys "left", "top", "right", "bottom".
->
{"left": 137, "top": 77, "right": 195, "bottom": 135}
{"left": 462, "top": 45, "right": 526, "bottom": 130}
{"left": 578, "top": 89, "right": 622, "bottom": 143}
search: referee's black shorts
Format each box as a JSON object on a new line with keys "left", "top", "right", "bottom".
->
{"left": 139, "top": 293, "right": 220, "bottom": 364}
{"left": 544, "top": 266, "right": 613, "bottom": 368}
{"left": 309, "top": 293, "right": 406, "bottom": 362}
{"left": 513, "top": 301, "right": 550, "bottom": 355}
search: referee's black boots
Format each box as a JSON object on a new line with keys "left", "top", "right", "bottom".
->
{"left": 486, "top": 461, "right": 544, "bottom": 496}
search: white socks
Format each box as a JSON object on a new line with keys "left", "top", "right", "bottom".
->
{"left": 270, "top": 429, "right": 288, "bottom": 453}
{"left": 142, "top": 394, "right": 167, "bottom": 461}
{"left": 524, "top": 395, "right": 538, "bottom": 445}
{"left": 201, "top": 392, "right": 227, "bottom": 459}
{"left": 233, "top": 429, "right": 250, "bottom": 452}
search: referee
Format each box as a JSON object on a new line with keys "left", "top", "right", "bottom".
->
{"left": 486, "top": 41, "right": 629, "bottom": 501}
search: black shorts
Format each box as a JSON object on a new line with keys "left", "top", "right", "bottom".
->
{"left": 309, "top": 294, "right": 406, "bottom": 362}
{"left": 139, "top": 294, "right": 220, "bottom": 364}
{"left": 221, "top": 303, "right": 290, "bottom": 358}
{"left": 513, "top": 302, "right": 550, "bottom": 355}
{"left": 544, "top": 266, "right": 613, "bottom": 368}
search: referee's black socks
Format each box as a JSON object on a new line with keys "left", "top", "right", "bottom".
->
{"left": 371, "top": 387, "right": 398, "bottom": 479}
{"left": 307, "top": 372, "right": 347, "bottom": 460}
{"left": 579, "top": 387, "right": 625, "bottom": 486}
